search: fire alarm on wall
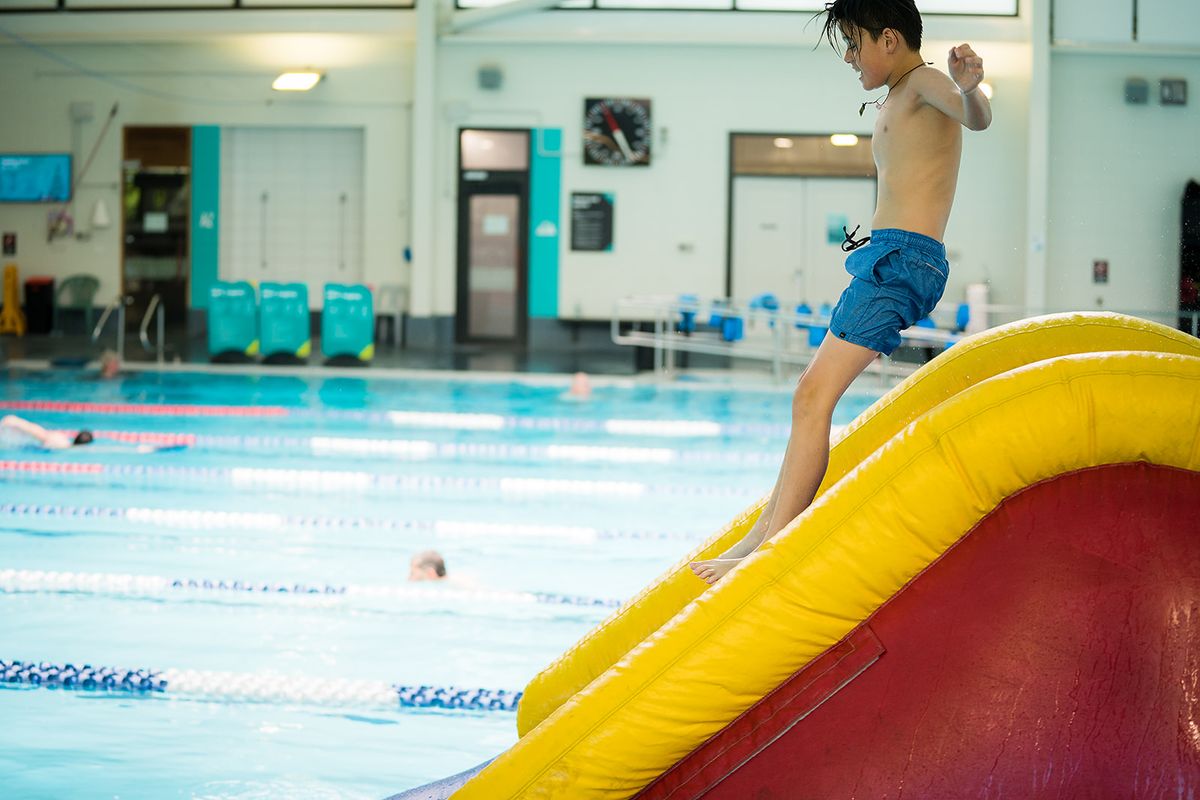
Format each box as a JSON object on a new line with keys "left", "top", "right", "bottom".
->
{"left": 478, "top": 66, "right": 503, "bottom": 91}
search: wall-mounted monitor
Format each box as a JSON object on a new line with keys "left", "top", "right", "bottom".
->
{"left": 0, "top": 154, "right": 73, "bottom": 203}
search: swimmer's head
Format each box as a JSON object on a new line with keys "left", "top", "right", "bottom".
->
{"left": 73, "top": 430, "right": 95, "bottom": 446}
{"left": 568, "top": 372, "right": 592, "bottom": 399}
{"left": 99, "top": 350, "right": 121, "bottom": 379}
{"left": 409, "top": 550, "right": 447, "bottom": 582}
{"left": 820, "top": 0, "right": 924, "bottom": 56}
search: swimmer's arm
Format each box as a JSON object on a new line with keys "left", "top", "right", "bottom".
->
{"left": 0, "top": 415, "right": 67, "bottom": 448}
{"left": 917, "top": 46, "right": 992, "bottom": 132}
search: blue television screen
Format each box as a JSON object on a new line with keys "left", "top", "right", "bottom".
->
{"left": 0, "top": 154, "right": 72, "bottom": 203}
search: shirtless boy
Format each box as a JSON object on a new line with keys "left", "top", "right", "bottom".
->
{"left": 691, "top": 0, "right": 991, "bottom": 585}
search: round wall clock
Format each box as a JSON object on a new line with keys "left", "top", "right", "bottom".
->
{"left": 583, "top": 98, "right": 651, "bottom": 167}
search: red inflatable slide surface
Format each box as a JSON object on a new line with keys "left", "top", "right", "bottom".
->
{"left": 638, "top": 463, "right": 1200, "bottom": 800}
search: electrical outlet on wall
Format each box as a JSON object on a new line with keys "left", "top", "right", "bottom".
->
{"left": 1124, "top": 78, "right": 1149, "bottom": 105}
{"left": 1160, "top": 78, "right": 1188, "bottom": 106}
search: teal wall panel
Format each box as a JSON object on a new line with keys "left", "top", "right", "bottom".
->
{"left": 190, "top": 126, "right": 221, "bottom": 310}
{"left": 528, "top": 128, "right": 562, "bottom": 319}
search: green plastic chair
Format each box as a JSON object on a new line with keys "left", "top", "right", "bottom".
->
{"left": 54, "top": 274, "right": 100, "bottom": 335}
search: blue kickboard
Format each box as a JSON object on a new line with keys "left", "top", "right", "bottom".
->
{"left": 321, "top": 283, "right": 374, "bottom": 361}
{"left": 207, "top": 281, "right": 258, "bottom": 358}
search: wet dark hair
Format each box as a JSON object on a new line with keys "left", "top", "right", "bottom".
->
{"left": 73, "top": 430, "right": 94, "bottom": 446}
{"left": 413, "top": 550, "right": 446, "bottom": 577}
{"left": 819, "top": 0, "right": 923, "bottom": 54}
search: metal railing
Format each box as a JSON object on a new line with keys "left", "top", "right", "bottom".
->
{"left": 612, "top": 296, "right": 1200, "bottom": 383}
{"left": 91, "top": 295, "right": 129, "bottom": 363}
{"left": 139, "top": 294, "right": 166, "bottom": 365}
{"left": 611, "top": 296, "right": 960, "bottom": 383}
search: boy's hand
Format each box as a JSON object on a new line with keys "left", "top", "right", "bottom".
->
{"left": 948, "top": 44, "right": 984, "bottom": 94}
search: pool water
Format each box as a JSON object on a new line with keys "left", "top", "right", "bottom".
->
{"left": 0, "top": 368, "right": 880, "bottom": 799}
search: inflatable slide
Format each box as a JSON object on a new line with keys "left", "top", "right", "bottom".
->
{"left": 393, "top": 313, "right": 1200, "bottom": 799}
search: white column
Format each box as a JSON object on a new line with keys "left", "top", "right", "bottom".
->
{"left": 408, "top": 0, "right": 440, "bottom": 319}
{"left": 1024, "top": 0, "right": 1052, "bottom": 312}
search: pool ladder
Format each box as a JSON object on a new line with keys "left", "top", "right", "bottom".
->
{"left": 139, "top": 294, "right": 166, "bottom": 365}
{"left": 91, "top": 294, "right": 166, "bottom": 365}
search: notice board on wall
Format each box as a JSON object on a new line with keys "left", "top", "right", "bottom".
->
{"left": 571, "top": 192, "right": 614, "bottom": 252}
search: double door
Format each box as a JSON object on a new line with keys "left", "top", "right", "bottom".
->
{"left": 731, "top": 176, "right": 875, "bottom": 309}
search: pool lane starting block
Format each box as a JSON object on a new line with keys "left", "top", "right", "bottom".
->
{"left": 321, "top": 283, "right": 374, "bottom": 366}
{"left": 260, "top": 282, "right": 311, "bottom": 364}
{"left": 207, "top": 281, "right": 258, "bottom": 362}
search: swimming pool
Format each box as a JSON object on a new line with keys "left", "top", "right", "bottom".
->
{"left": 0, "top": 367, "right": 880, "bottom": 799}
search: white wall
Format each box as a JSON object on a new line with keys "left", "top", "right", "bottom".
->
{"left": 1047, "top": 52, "right": 1200, "bottom": 316}
{"left": 0, "top": 23, "right": 412, "bottom": 307}
{"left": 432, "top": 32, "right": 1032, "bottom": 320}
{"left": 5, "top": 2, "right": 1195, "bottom": 332}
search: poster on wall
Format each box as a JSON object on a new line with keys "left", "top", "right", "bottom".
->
{"left": 571, "top": 192, "right": 614, "bottom": 252}
{"left": 826, "top": 213, "right": 849, "bottom": 245}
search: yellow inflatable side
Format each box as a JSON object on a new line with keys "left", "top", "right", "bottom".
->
{"left": 455, "top": 350, "right": 1200, "bottom": 799}
{"left": 516, "top": 313, "right": 1200, "bottom": 737}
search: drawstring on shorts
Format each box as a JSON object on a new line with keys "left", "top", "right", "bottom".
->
{"left": 841, "top": 225, "right": 872, "bottom": 253}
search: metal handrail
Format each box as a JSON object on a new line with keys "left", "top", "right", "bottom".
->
{"left": 611, "top": 296, "right": 941, "bottom": 383}
{"left": 139, "top": 294, "right": 165, "bottom": 364}
{"left": 612, "top": 296, "right": 1200, "bottom": 384}
{"left": 91, "top": 295, "right": 128, "bottom": 363}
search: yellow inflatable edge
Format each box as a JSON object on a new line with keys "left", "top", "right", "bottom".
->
{"left": 515, "top": 312, "right": 1200, "bottom": 737}
{"left": 456, "top": 350, "right": 1200, "bottom": 799}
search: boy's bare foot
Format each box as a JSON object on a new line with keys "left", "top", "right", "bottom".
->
{"left": 689, "top": 557, "right": 743, "bottom": 585}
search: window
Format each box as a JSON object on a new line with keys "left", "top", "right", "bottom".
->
{"left": 457, "top": 0, "right": 1015, "bottom": 13}
{"left": 0, "top": 0, "right": 414, "bottom": 12}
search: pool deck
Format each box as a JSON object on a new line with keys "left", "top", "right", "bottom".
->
{"left": 0, "top": 327, "right": 909, "bottom": 395}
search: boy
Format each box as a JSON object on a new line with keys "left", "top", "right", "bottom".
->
{"left": 691, "top": 0, "right": 990, "bottom": 585}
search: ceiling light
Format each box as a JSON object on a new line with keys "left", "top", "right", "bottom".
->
{"left": 829, "top": 134, "right": 859, "bottom": 147}
{"left": 979, "top": 81, "right": 995, "bottom": 100}
{"left": 772, "top": 137, "right": 795, "bottom": 149}
{"left": 272, "top": 71, "right": 323, "bottom": 92}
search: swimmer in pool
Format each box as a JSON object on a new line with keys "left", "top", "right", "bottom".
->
{"left": 0, "top": 415, "right": 93, "bottom": 450}
{"left": 560, "top": 372, "right": 593, "bottom": 402}
{"left": 408, "top": 550, "right": 448, "bottom": 582}
{"left": 0, "top": 414, "right": 186, "bottom": 453}
{"left": 407, "top": 550, "right": 485, "bottom": 589}
{"left": 690, "top": 0, "right": 991, "bottom": 586}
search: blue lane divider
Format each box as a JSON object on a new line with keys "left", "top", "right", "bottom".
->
{"left": 0, "top": 461, "right": 754, "bottom": 500}
{"left": 1, "top": 660, "right": 166, "bottom": 692}
{"left": 84, "top": 429, "right": 785, "bottom": 468}
{"left": 0, "top": 659, "right": 522, "bottom": 712}
{"left": 0, "top": 502, "right": 705, "bottom": 543}
{"left": 0, "top": 570, "right": 625, "bottom": 609}
{"left": 168, "top": 578, "right": 622, "bottom": 608}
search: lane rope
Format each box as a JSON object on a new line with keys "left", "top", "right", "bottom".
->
{"left": 0, "top": 502, "right": 704, "bottom": 542}
{"left": 0, "top": 569, "right": 623, "bottom": 608}
{"left": 0, "top": 461, "right": 754, "bottom": 499}
{"left": 80, "top": 429, "right": 783, "bottom": 467}
{"left": 0, "top": 659, "right": 520, "bottom": 711}
{"left": 0, "top": 400, "right": 287, "bottom": 418}
{"left": 0, "top": 400, "right": 791, "bottom": 439}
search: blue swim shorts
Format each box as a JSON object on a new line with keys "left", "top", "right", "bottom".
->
{"left": 828, "top": 228, "right": 949, "bottom": 356}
